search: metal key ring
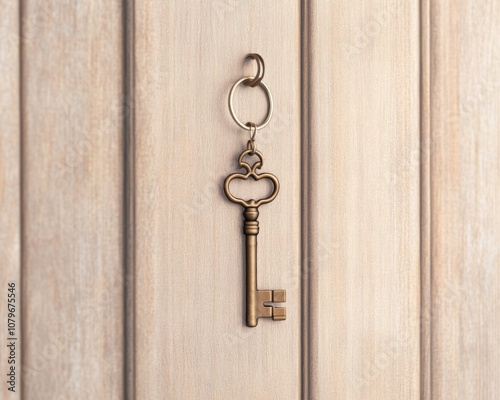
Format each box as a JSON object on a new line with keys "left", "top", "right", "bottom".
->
{"left": 228, "top": 76, "right": 274, "bottom": 131}
{"left": 244, "top": 53, "right": 265, "bottom": 87}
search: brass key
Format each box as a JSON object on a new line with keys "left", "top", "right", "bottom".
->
{"left": 224, "top": 145, "right": 286, "bottom": 327}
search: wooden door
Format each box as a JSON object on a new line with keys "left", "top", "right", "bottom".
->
{"left": 0, "top": 1, "right": 498, "bottom": 399}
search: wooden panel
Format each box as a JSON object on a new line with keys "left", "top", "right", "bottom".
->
{"left": 303, "top": 1, "right": 421, "bottom": 398}
{"left": 0, "top": 1, "right": 21, "bottom": 399}
{"left": 21, "top": 1, "right": 125, "bottom": 398}
{"left": 132, "top": 1, "right": 301, "bottom": 398}
{"left": 425, "top": 0, "right": 500, "bottom": 398}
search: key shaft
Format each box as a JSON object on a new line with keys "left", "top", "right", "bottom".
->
{"left": 243, "top": 207, "right": 286, "bottom": 327}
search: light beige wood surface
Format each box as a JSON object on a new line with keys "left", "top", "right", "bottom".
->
{"left": 4, "top": 1, "right": 499, "bottom": 398}
{"left": 132, "top": 1, "right": 301, "bottom": 399}
{"left": 21, "top": 1, "right": 125, "bottom": 398}
{"left": 424, "top": 0, "right": 500, "bottom": 398}
{"left": 0, "top": 1, "right": 21, "bottom": 399}
{"left": 303, "top": 1, "right": 421, "bottom": 398}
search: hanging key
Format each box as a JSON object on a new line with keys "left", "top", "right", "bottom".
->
{"left": 224, "top": 143, "right": 286, "bottom": 327}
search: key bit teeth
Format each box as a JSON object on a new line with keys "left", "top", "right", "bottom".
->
{"left": 272, "top": 290, "right": 286, "bottom": 303}
{"left": 272, "top": 307, "right": 286, "bottom": 321}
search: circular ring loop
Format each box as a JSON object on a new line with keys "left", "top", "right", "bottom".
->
{"left": 244, "top": 54, "right": 265, "bottom": 87}
{"left": 228, "top": 76, "right": 274, "bottom": 131}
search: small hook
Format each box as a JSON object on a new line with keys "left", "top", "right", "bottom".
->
{"left": 244, "top": 53, "right": 265, "bottom": 87}
{"left": 245, "top": 122, "right": 257, "bottom": 155}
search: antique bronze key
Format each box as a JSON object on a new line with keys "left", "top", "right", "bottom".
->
{"left": 225, "top": 54, "right": 286, "bottom": 327}
{"left": 224, "top": 143, "right": 286, "bottom": 327}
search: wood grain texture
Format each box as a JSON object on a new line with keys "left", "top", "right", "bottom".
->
{"left": 425, "top": 0, "right": 500, "bottom": 398}
{"left": 21, "top": 1, "right": 125, "bottom": 398}
{"left": 0, "top": 1, "right": 21, "bottom": 399}
{"left": 303, "top": 1, "right": 421, "bottom": 398}
{"left": 132, "top": 1, "right": 301, "bottom": 399}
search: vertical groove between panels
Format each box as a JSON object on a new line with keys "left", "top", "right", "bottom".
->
{"left": 123, "top": 0, "right": 135, "bottom": 399}
{"left": 300, "top": 0, "right": 317, "bottom": 398}
{"left": 420, "top": 0, "right": 432, "bottom": 399}
{"left": 300, "top": 0, "right": 307, "bottom": 397}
